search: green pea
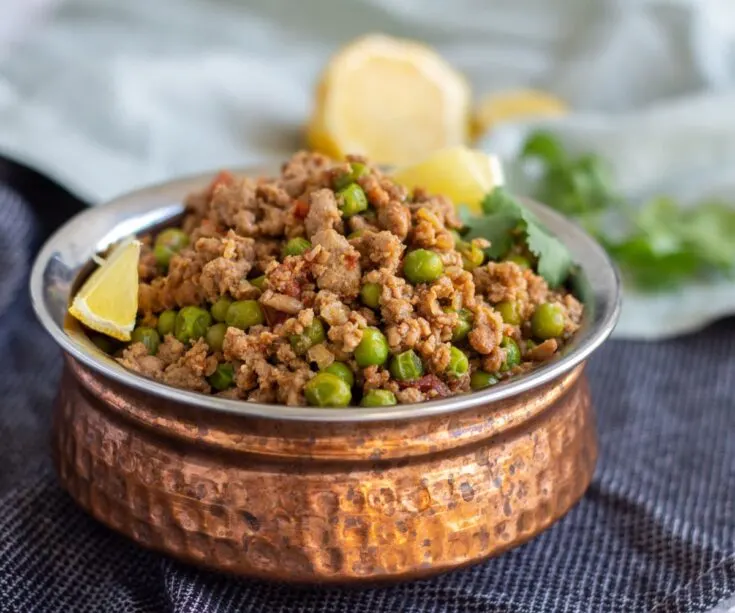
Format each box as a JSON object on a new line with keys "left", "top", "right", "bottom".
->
{"left": 90, "top": 333, "right": 118, "bottom": 355}
{"left": 225, "top": 300, "right": 264, "bottom": 330}
{"left": 500, "top": 337, "right": 521, "bottom": 372}
{"left": 157, "top": 310, "right": 177, "bottom": 336}
{"left": 460, "top": 243, "right": 485, "bottom": 271}
{"left": 205, "top": 323, "right": 228, "bottom": 352}
{"left": 282, "top": 237, "right": 312, "bottom": 258}
{"left": 289, "top": 319, "right": 326, "bottom": 355}
{"left": 449, "top": 308, "right": 473, "bottom": 342}
{"left": 338, "top": 183, "right": 369, "bottom": 218}
{"left": 389, "top": 349, "right": 424, "bottom": 381}
{"left": 347, "top": 229, "right": 365, "bottom": 240}
{"left": 360, "top": 389, "right": 397, "bottom": 407}
{"left": 333, "top": 162, "right": 368, "bottom": 190}
{"left": 174, "top": 307, "right": 212, "bottom": 344}
{"left": 450, "top": 230, "right": 465, "bottom": 246}
{"left": 131, "top": 326, "right": 161, "bottom": 355}
{"left": 446, "top": 346, "right": 469, "bottom": 378}
{"left": 360, "top": 283, "right": 381, "bottom": 309}
{"left": 470, "top": 370, "right": 499, "bottom": 390}
{"left": 322, "top": 362, "right": 354, "bottom": 387}
{"left": 249, "top": 275, "right": 266, "bottom": 290}
{"left": 507, "top": 253, "right": 531, "bottom": 269}
{"left": 304, "top": 372, "right": 352, "bottom": 407}
{"left": 156, "top": 227, "right": 189, "bottom": 251}
{"left": 154, "top": 245, "right": 175, "bottom": 269}
{"left": 210, "top": 297, "right": 232, "bottom": 322}
{"left": 496, "top": 301, "right": 521, "bottom": 325}
{"left": 208, "top": 363, "right": 235, "bottom": 391}
{"left": 354, "top": 327, "right": 389, "bottom": 367}
{"left": 403, "top": 249, "right": 444, "bottom": 284}
{"left": 531, "top": 303, "right": 565, "bottom": 340}
{"left": 154, "top": 228, "right": 189, "bottom": 268}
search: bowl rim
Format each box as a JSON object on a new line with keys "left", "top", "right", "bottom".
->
{"left": 30, "top": 165, "right": 621, "bottom": 423}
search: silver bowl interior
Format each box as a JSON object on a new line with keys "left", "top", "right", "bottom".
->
{"left": 30, "top": 166, "right": 621, "bottom": 422}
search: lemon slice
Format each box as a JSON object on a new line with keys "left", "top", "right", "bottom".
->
{"left": 392, "top": 146, "right": 504, "bottom": 213}
{"left": 472, "top": 89, "right": 567, "bottom": 139}
{"left": 68, "top": 238, "right": 141, "bottom": 341}
{"left": 307, "top": 34, "right": 471, "bottom": 166}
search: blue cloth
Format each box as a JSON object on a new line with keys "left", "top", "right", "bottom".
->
{"left": 0, "top": 181, "right": 732, "bottom": 612}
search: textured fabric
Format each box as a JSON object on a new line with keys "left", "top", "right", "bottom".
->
{"left": 0, "top": 181, "right": 733, "bottom": 613}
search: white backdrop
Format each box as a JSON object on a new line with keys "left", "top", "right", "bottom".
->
{"left": 2, "top": 0, "right": 735, "bottom": 342}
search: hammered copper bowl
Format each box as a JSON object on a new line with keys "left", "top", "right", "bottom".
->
{"left": 30, "top": 168, "right": 620, "bottom": 584}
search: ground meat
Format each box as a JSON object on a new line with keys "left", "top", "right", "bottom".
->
{"left": 473, "top": 262, "right": 529, "bottom": 304}
{"left": 305, "top": 189, "right": 342, "bottom": 238}
{"left": 353, "top": 230, "right": 404, "bottom": 272}
{"left": 157, "top": 335, "right": 185, "bottom": 365}
{"left": 396, "top": 387, "right": 425, "bottom": 404}
{"left": 279, "top": 151, "right": 332, "bottom": 198}
{"left": 411, "top": 189, "right": 462, "bottom": 229}
{"left": 310, "top": 230, "right": 361, "bottom": 299}
{"left": 260, "top": 290, "right": 304, "bottom": 315}
{"left": 360, "top": 174, "right": 411, "bottom": 240}
{"left": 560, "top": 293, "right": 584, "bottom": 336}
{"left": 427, "top": 343, "right": 452, "bottom": 374}
{"left": 257, "top": 182, "right": 291, "bottom": 209}
{"left": 265, "top": 256, "right": 312, "bottom": 298}
{"left": 161, "top": 340, "right": 216, "bottom": 393}
{"left": 208, "top": 178, "right": 258, "bottom": 230}
{"left": 469, "top": 305, "right": 504, "bottom": 356}
{"left": 527, "top": 339, "right": 559, "bottom": 361}
{"left": 411, "top": 207, "right": 454, "bottom": 251}
{"left": 328, "top": 311, "right": 366, "bottom": 353}
{"left": 118, "top": 343, "right": 164, "bottom": 379}
{"left": 307, "top": 343, "right": 334, "bottom": 369}
{"left": 314, "top": 291, "right": 350, "bottom": 325}
{"left": 107, "top": 153, "right": 584, "bottom": 407}
{"left": 362, "top": 365, "right": 392, "bottom": 391}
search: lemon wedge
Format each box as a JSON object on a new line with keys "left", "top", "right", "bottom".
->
{"left": 472, "top": 89, "right": 567, "bottom": 139}
{"left": 307, "top": 34, "right": 471, "bottom": 166}
{"left": 392, "top": 147, "right": 504, "bottom": 213}
{"left": 68, "top": 238, "right": 141, "bottom": 341}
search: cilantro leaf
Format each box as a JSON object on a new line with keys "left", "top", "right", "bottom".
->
{"left": 519, "top": 130, "right": 735, "bottom": 291}
{"left": 464, "top": 187, "right": 573, "bottom": 287}
{"left": 525, "top": 215, "right": 573, "bottom": 288}
{"left": 463, "top": 211, "right": 519, "bottom": 259}
{"left": 521, "top": 131, "right": 567, "bottom": 165}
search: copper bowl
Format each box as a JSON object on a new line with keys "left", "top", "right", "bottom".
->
{"left": 30, "top": 168, "right": 620, "bottom": 584}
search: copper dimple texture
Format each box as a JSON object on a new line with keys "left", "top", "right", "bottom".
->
{"left": 53, "top": 355, "right": 597, "bottom": 583}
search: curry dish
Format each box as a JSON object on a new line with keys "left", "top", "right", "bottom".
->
{"left": 108, "top": 152, "right": 582, "bottom": 407}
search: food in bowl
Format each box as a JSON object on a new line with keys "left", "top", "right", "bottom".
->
{"left": 80, "top": 152, "right": 583, "bottom": 407}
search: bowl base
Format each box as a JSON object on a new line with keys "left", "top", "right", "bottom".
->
{"left": 53, "top": 362, "right": 597, "bottom": 584}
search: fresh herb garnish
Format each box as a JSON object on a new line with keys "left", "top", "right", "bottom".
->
{"left": 520, "top": 131, "right": 735, "bottom": 291}
{"left": 463, "top": 187, "right": 573, "bottom": 288}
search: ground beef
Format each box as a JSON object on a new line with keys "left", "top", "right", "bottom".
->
{"left": 118, "top": 343, "right": 164, "bottom": 379}
{"left": 310, "top": 230, "right": 361, "bottom": 299}
{"left": 305, "top": 189, "right": 342, "bottom": 238}
{"left": 161, "top": 340, "right": 216, "bottom": 393}
{"left": 527, "top": 339, "right": 559, "bottom": 361}
{"left": 353, "top": 230, "right": 405, "bottom": 273}
{"left": 110, "top": 151, "right": 583, "bottom": 406}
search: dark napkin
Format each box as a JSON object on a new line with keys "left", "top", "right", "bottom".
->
{"left": 0, "top": 160, "right": 732, "bottom": 613}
